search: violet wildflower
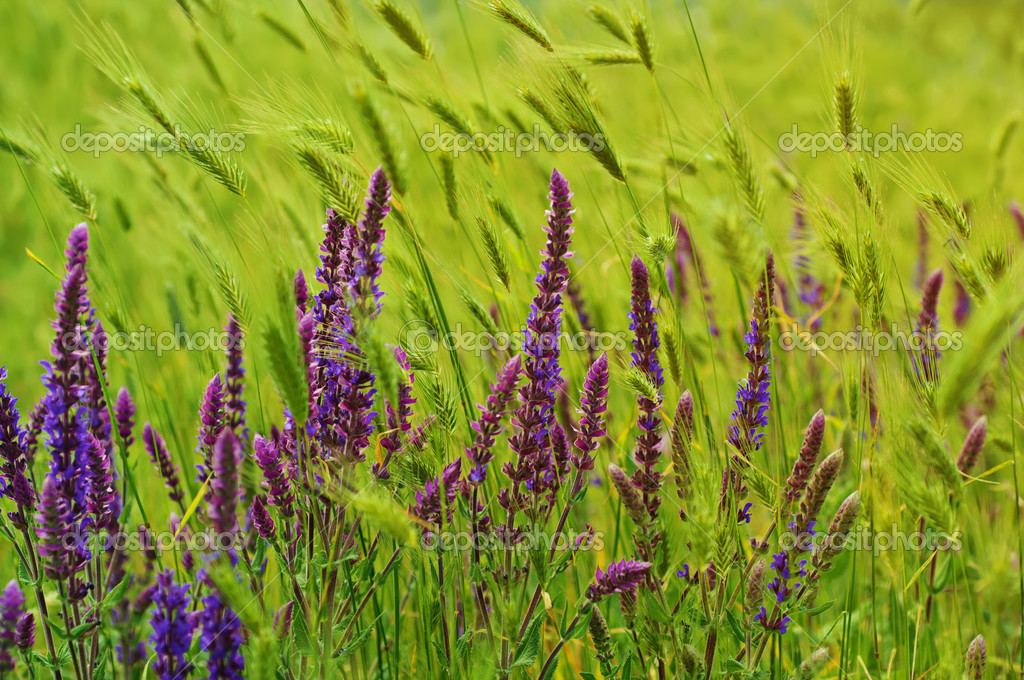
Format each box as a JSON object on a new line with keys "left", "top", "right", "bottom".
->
{"left": 954, "top": 280, "right": 970, "bottom": 327}
{"left": 608, "top": 464, "right": 646, "bottom": 526}
{"left": 253, "top": 434, "right": 295, "bottom": 520}
{"left": 144, "top": 423, "right": 185, "bottom": 509}
{"left": 966, "top": 634, "right": 986, "bottom": 679}
{"left": 810, "top": 491, "right": 860, "bottom": 577}
{"left": 785, "top": 410, "right": 825, "bottom": 504}
{"left": 791, "top": 194, "right": 825, "bottom": 330}
{"left": 506, "top": 169, "right": 574, "bottom": 504}
{"left": 0, "top": 580, "right": 24, "bottom": 673}
{"left": 250, "top": 495, "right": 276, "bottom": 541}
{"left": 150, "top": 570, "right": 196, "bottom": 680}
{"left": 208, "top": 430, "right": 242, "bottom": 546}
{"left": 200, "top": 589, "right": 245, "bottom": 680}
{"left": 14, "top": 613, "right": 33, "bottom": 651}
{"left": 466, "top": 355, "right": 521, "bottom": 485}
{"left": 914, "top": 268, "right": 943, "bottom": 383}
{"left": 571, "top": 352, "right": 609, "bottom": 477}
{"left": 0, "top": 368, "right": 34, "bottom": 516}
{"left": 293, "top": 269, "right": 309, "bottom": 315}
{"left": 196, "top": 374, "right": 226, "bottom": 479}
{"left": 753, "top": 607, "right": 791, "bottom": 634}
{"left": 587, "top": 558, "right": 651, "bottom": 602}
{"left": 956, "top": 416, "right": 987, "bottom": 475}
{"left": 411, "top": 460, "right": 462, "bottom": 531}
{"left": 728, "top": 253, "right": 775, "bottom": 459}
{"left": 84, "top": 432, "right": 117, "bottom": 530}
{"left": 114, "top": 386, "right": 136, "bottom": 447}
{"left": 352, "top": 167, "right": 392, "bottom": 318}
{"left": 628, "top": 255, "right": 664, "bottom": 521}
{"left": 377, "top": 346, "right": 415, "bottom": 478}
{"left": 224, "top": 315, "right": 246, "bottom": 436}
{"left": 794, "top": 449, "right": 844, "bottom": 540}
{"left": 35, "top": 474, "right": 71, "bottom": 580}
{"left": 669, "top": 391, "right": 694, "bottom": 501}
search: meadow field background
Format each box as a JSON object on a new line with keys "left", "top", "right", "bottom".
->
{"left": 0, "top": 0, "right": 1023, "bottom": 678}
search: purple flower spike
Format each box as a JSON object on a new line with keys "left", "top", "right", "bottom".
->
{"left": 914, "top": 268, "right": 944, "bottom": 383}
{"left": 251, "top": 495, "right": 276, "bottom": 541}
{"left": 353, "top": 167, "right": 392, "bottom": 318}
{"left": 628, "top": 255, "right": 664, "bottom": 520}
{"left": 728, "top": 253, "right": 775, "bottom": 459}
{"left": 293, "top": 269, "right": 309, "bottom": 315}
{"left": 466, "top": 355, "right": 521, "bottom": 486}
{"left": 35, "top": 474, "right": 71, "bottom": 580}
{"left": 956, "top": 416, "right": 987, "bottom": 475}
{"left": 150, "top": 570, "right": 197, "bottom": 680}
{"left": 224, "top": 316, "right": 246, "bottom": 437}
{"left": 85, "top": 432, "right": 118, "bottom": 529}
{"left": 794, "top": 449, "right": 844, "bottom": 540}
{"left": 785, "top": 410, "right": 825, "bottom": 504}
{"left": 209, "top": 430, "right": 242, "bottom": 541}
{"left": 587, "top": 558, "right": 651, "bottom": 602}
{"left": 196, "top": 373, "right": 226, "bottom": 480}
{"left": 200, "top": 589, "right": 244, "bottom": 680}
{"left": 966, "top": 634, "right": 986, "bottom": 679}
{"left": 506, "top": 169, "right": 575, "bottom": 508}
{"left": 0, "top": 367, "right": 35, "bottom": 516}
{"left": 114, "top": 386, "right": 136, "bottom": 448}
{"left": 253, "top": 434, "right": 295, "bottom": 520}
{"left": 0, "top": 580, "right": 24, "bottom": 673}
{"left": 572, "top": 352, "right": 609, "bottom": 475}
{"left": 376, "top": 346, "right": 415, "bottom": 478}
{"left": 14, "top": 613, "right": 34, "bottom": 651}
{"left": 144, "top": 424, "right": 184, "bottom": 507}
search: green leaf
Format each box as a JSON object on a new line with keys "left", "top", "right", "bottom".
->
{"left": 802, "top": 599, "right": 834, "bottom": 616}
{"left": 291, "top": 608, "right": 319, "bottom": 657}
{"left": 335, "top": 613, "right": 382, "bottom": 663}
{"left": 512, "top": 612, "right": 546, "bottom": 667}
{"left": 724, "top": 609, "right": 745, "bottom": 642}
{"left": 566, "top": 608, "right": 592, "bottom": 640}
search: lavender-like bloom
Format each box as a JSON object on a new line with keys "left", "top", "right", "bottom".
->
{"left": 791, "top": 194, "right": 825, "bottom": 330}
{"left": 14, "top": 613, "right": 33, "bottom": 651}
{"left": 571, "top": 353, "right": 609, "bottom": 475}
{"left": 35, "top": 474, "right": 71, "bottom": 580}
{"left": 144, "top": 424, "right": 184, "bottom": 507}
{"left": 250, "top": 495, "right": 276, "bottom": 541}
{"left": 587, "top": 558, "right": 651, "bottom": 602}
{"left": 224, "top": 316, "right": 246, "bottom": 437}
{"left": 466, "top": 355, "right": 521, "bottom": 485}
{"left": 956, "top": 416, "right": 988, "bottom": 475}
{"left": 209, "top": 430, "right": 241, "bottom": 540}
{"left": 628, "top": 255, "right": 664, "bottom": 520}
{"left": 352, "top": 167, "right": 392, "bottom": 318}
{"left": 914, "top": 268, "right": 944, "bottom": 383}
{"left": 506, "top": 169, "right": 574, "bottom": 501}
{"left": 114, "top": 386, "right": 136, "bottom": 447}
{"left": 953, "top": 280, "right": 970, "bottom": 327}
{"left": 150, "top": 570, "right": 196, "bottom": 680}
{"left": 728, "top": 253, "right": 775, "bottom": 459}
{"left": 85, "top": 432, "right": 117, "bottom": 529}
{"left": 293, "top": 269, "right": 309, "bottom": 316}
{"left": 411, "top": 460, "right": 462, "bottom": 531}
{"left": 785, "top": 410, "right": 825, "bottom": 503}
{"left": 253, "top": 434, "right": 295, "bottom": 519}
{"left": 966, "top": 634, "right": 986, "bottom": 679}
{"left": 669, "top": 391, "right": 695, "bottom": 501}
{"left": 200, "top": 590, "right": 244, "bottom": 680}
{"left": 0, "top": 367, "right": 35, "bottom": 515}
{"left": 377, "top": 346, "right": 415, "bottom": 478}
{"left": 196, "top": 374, "right": 226, "bottom": 479}
{"left": 608, "top": 464, "right": 646, "bottom": 526}
{"left": 0, "top": 580, "right": 24, "bottom": 672}
{"left": 810, "top": 491, "right": 860, "bottom": 575}
{"left": 793, "top": 449, "right": 844, "bottom": 540}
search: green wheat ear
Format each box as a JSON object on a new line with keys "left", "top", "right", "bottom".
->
{"left": 476, "top": 216, "right": 511, "bottom": 291}
{"left": 723, "top": 122, "right": 766, "bottom": 226}
{"left": 628, "top": 5, "right": 655, "bottom": 73}
{"left": 373, "top": 0, "right": 432, "bottom": 60}
{"left": 587, "top": 4, "right": 630, "bottom": 44}
{"left": 482, "top": 0, "right": 552, "bottom": 52}
{"left": 833, "top": 69, "right": 858, "bottom": 145}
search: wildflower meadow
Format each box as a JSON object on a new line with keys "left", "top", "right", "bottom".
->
{"left": 0, "top": 1, "right": 1022, "bottom": 678}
